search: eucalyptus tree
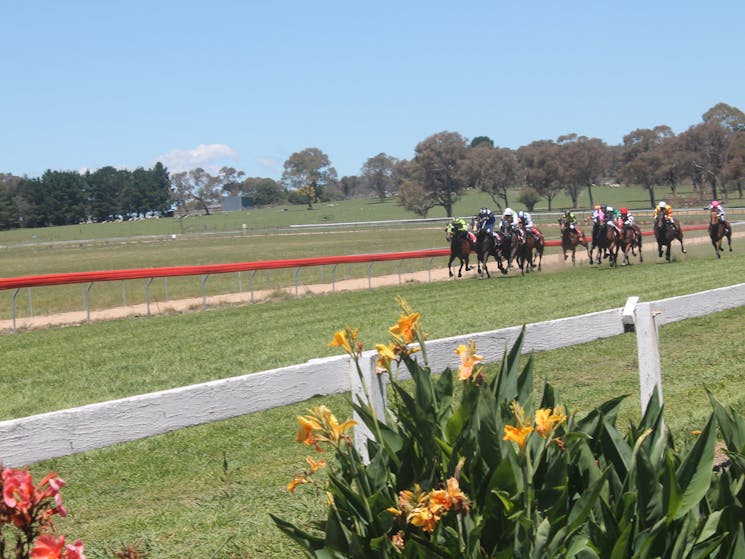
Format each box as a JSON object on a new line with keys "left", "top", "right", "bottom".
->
{"left": 464, "top": 143, "right": 521, "bottom": 211}
{"left": 556, "top": 134, "right": 609, "bottom": 208}
{"left": 620, "top": 126, "right": 674, "bottom": 207}
{"left": 517, "top": 140, "right": 563, "bottom": 210}
{"left": 679, "top": 120, "right": 733, "bottom": 202}
{"left": 170, "top": 168, "right": 221, "bottom": 215}
{"left": 397, "top": 131, "right": 469, "bottom": 217}
{"left": 723, "top": 130, "right": 745, "bottom": 199}
{"left": 281, "top": 148, "right": 337, "bottom": 209}
{"left": 361, "top": 153, "right": 397, "bottom": 201}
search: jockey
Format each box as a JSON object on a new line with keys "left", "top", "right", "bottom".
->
{"left": 562, "top": 209, "right": 585, "bottom": 240}
{"left": 517, "top": 210, "right": 542, "bottom": 243}
{"left": 706, "top": 200, "right": 726, "bottom": 221}
{"left": 451, "top": 217, "right": 468, "bottom": 232}
{"left": 502, "top": 207, "right": 519, "bottom": 234}
{"left": 477, "top": 207, "right": 496, "bottom": 236}
{"left": 654, "top": 201, "right": 673, "bottom": 221}
{"left": 706, "top": 200, "right": 730, "bottom": 235}
{"left": 619, "top": 207, "right": 634, "bottom": 228}
{"left": 590, "top": 204, "right": 603, "bottom": 245}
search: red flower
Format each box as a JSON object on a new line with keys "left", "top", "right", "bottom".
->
{"left": 30, "top": 534, "right": 85, "bottom": 559}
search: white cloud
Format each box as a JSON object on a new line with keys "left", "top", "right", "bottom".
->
{"left": 155, "top": 143, "right": 238, "bottom": 174}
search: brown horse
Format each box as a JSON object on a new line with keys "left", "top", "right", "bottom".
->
{"left": 654, "top": 217, "right": 686, "bottom": 261}
{"left": 558, "top": 217, "right": 589, "bottom": 265}
{"left": 515, "top": 223, "right": 544, "bottom": 275}
{"left": 475, "top": 228, "right": 505, "bottom": 278}
{"left": 709, "top": 210, "right": 732, "bottom": 258}
{"left": 445, "top": 221, "right": 475, "bottom": 278}
{"left": 594, "top": 221, "right": 620, "bottom": 267}
{"left": 618, "top": 223, "right": 643, "bottom": 266}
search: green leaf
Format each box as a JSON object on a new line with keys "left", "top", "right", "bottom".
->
{"left": 675, "top": 414, "right": 716, "bottom": 519}
{"left": 270, "top": 513, "right": 325, "bottom": 554}
{"left": 567, "top": 465, "right": 610, "bottom": 534}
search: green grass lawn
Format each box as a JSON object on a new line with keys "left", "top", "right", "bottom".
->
{"left": 1, "top": 187, "right": 744, "bottom": 558}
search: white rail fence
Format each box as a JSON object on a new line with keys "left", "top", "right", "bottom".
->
{"left": 1, "top": 282, "right": 744, "bottom": 467}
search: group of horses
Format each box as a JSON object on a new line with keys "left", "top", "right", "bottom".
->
{"left": 447, "top": 208, "right": 734, "bottom": 279}
{"left": 446, "top": 216, "right": 544, "bottom": 279}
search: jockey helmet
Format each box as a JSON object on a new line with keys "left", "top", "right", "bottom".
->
{"left": 711, "top": 200, "right": 720, "bottom": 207}
{"left": 600, "top": 204, "right": 607, "bottom": 211}
{"left": 479, "top": 207, "right": 487, "bottom": 216}
{"left": 659, "top": 201, "right": 666, "bottom": 208}
{"left": 620, "top": 207, "right": 628, "bottom": 214}
{"left": 504, "top": 208, "right": 514, "bottom": 217}
{"left": 594, "top": 204, "right": 600, "bottom": 210}
{"left": 517, "top": 210, "right": 525, "bottom": 219}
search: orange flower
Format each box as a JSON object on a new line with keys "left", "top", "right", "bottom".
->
{"left": 296, "top": 415, "right": 322, "bottom": 446}
{"left": 296, "top": 405, "right": 356, "bottom": 449}
{"left": 455, "top": 341, "right": 483, "bottom": 381}
{"left": 391, "top": 531, "right": 405, "bottom": 550}
{"left": 287, "top": 476, "right": 308, "bottom": 492}
{"left": 389, "top": 312, "right": 420, "bottom": 344}
{"left": 534, "top": 406, "right": 567, "bottom": 438}
{"left": 503, "top": 424, "right": 533, "bottom": 451}
{"left": 445, "top": 477, "right": 469, "bottom": 511}
{"left": 305, "top": 456, "right": 327, "bottom": 472}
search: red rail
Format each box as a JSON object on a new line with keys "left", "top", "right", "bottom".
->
{"left": 0, "top": 224, "right": 710, "bottom": 291}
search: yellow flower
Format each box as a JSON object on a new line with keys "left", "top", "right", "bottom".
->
{"left": 503, "top": 424, "right": 533, "bottom": 451}
{"left": 296, "top": 405, "right": 356, "bottom": 448}
{"left": 389, "top": 312, "right": 421, "bottom": 344}
{"left": 534, "top": 406, "right": 567, "bottom": 438}
{"left": 328, "top": 327, "right": 359, "bottom": 354}
{"left": 409, "top": 506, "right": 437, "bottom": 532}
{"left": 376, "top": 343, "right": 397, "bottom": 373}
{"left": 509, "top": 400, "right": 529, "bottom": 427}
{"left": 287, "top": 475, "right": 308, "bottom": 492}
{"left": 455, "top": 341, "right": 483, "bottom": 381}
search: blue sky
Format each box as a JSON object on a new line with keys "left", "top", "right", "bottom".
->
{"left": 3, "top": 1, "right": 743, "bottom": 181}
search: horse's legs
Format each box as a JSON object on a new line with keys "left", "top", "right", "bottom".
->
{"left": 448, "top": 255, "right": 455, "bottom": 277}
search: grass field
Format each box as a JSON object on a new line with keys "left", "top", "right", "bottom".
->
{"left": 2, "top": 188, "right": 744, "bottom": 558}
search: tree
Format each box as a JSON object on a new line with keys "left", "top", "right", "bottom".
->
{"left": 243, "top": 177, "right": 285, "bottom": 206}
{"left": 398, "top": 131, "right": 469, "bottom": 217}
{"left": 556, "top": 134, "right": 609, "bottom": 208}
{"left": 620, "top": 126, "right": 674, "bottom": 207}
{"left": 465, "top": 144, "right": 521, "bottom": 211}
{"left": 217, "top": 166, "right": 246, "bottom": 196}
{"left": 281, "top": 148, "right": 338, "bottom": 210}
{"left": 702, "top": 102, "right": 745, "bottom": 132}
{"left": 170, "top": 168, "right": 221, "bottom": 215}
{"left": 723, "top": 130, "right": 745, "bottom": 199}
{"left": 87, "top": 166, "right": 129, "bottom": 221}
{"left": 517, "top": 140, "right": 563, "bottom": 210}
{"left": 361, "top": 153, "right": 397, "bottom": 202}
{"left": 679, "top": 121, "right": 732, "bottom": 201}
{"left": 40, "top": 170, "right": 87, "bottom": 225}
{"left": 0, "top": 173, "right": 20, "bottom": 230}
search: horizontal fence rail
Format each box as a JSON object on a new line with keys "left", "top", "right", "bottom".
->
{"left": 1, "top": 281, "right": 744, "bottom": 467}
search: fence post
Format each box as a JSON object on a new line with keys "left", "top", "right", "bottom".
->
{"left": 349, "top": 351, "right": 388, "bottom": 464}
{"left": 624, "top": 297, "right": 664, "bottom": 417}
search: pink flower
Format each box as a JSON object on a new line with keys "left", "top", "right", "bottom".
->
{"left": 30, "top": 535, "right": 85, "bottom": 559}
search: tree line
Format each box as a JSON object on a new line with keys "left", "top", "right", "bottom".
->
{"left": 1, "top": 102, "right": 744, "bottom": 230}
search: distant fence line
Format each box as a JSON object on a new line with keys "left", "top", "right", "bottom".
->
{"left": 1, "top": 282, "right": 744, "bottom": 467}
{"left": 0, "top": 222, "right": 719, "bottom": 332}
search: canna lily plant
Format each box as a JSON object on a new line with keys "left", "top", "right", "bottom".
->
{"left": 272, "top": 298, "right": 745, "bottom": 558}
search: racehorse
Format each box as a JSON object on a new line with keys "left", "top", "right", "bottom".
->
{"left": 445, "top": 221, "right": 475, "bottom": 278}
{"left": 654, "top": 216, "right": 686, "bottom": 261}
{"left": 515, "top": 222, "right": 544, "bottom": 274}
{"left": 558, "top": 217, "right": 589, "bottom": 265}
{"left": 594, "top": 221, "right": 620, "bottom": 267}
{"left": 709, "top": 209, "right": 732, "bottom": 258}
{"left": 475, "top": 227, "right": 505, "bottom": 278}
{"left": 498, "top": 219, "right": 518, "bottom": 272}
{"left": 618, "top": 223, "right": 643, "bottom": 266}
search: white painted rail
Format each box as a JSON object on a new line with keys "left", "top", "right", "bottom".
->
{"left": 1, "top": 282, "right": 745, "bottom": 467}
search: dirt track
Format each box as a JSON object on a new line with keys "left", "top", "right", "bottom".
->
{"left": 2, "top": 231, "right": 740, "bottom": 333}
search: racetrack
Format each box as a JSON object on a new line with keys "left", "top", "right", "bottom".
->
{"left": 2, "top": 228, "right": 742, "bottom": 332}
